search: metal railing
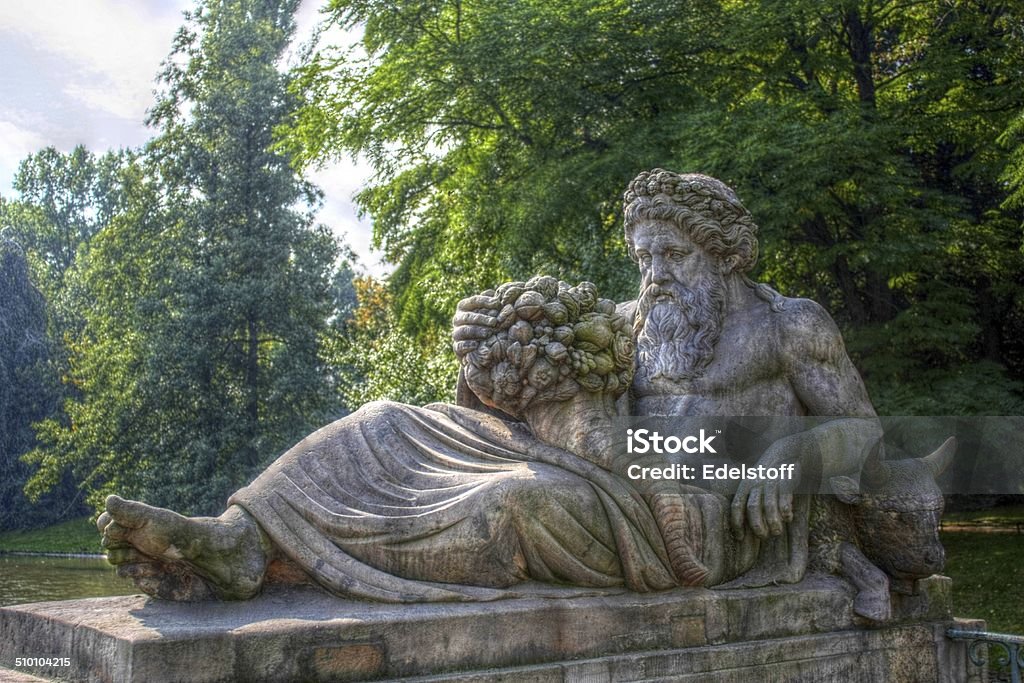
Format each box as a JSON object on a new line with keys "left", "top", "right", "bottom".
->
{"left": 947, "top": 628, "right": 1024, "bottom": 683}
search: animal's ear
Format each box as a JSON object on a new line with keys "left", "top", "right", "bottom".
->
{"left": 922, "top": 436, "right": 956, "bottom": 478}
{"left": 829, "top": 475, "right": 863, "bottom": 504}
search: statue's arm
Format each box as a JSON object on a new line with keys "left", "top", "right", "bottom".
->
{"left": 781, "top": 298, "right": 881, "bottom": 480}
{"left": 731, "top": 299, "right": 881, "bottom": 539}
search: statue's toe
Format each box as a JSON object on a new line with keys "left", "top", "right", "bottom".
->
{"left": 105, "top": 546, "right": 147, "bottom": 565}
{"left": 101, "top": 520, "right": 134, "bottom": 546}
{"left": 96, "top": 511, "right": 112, "bottom": 532}
{"left": 105, "top": 495, "right": 152, "bottom": 530}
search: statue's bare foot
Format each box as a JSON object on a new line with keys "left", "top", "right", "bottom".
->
{"left": 97, "top": 496, "right": 271, "bottom": 601}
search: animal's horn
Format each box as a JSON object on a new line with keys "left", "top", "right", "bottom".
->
{"left": 861, "top": 438, "right": 890, "bottom": 490}
{"left": 922, "top": 436, "right": 957, "bottom": 478}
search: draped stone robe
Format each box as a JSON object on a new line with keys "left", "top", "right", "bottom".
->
{"left": 230, "top": 401, "right": 808, "bottom": 602}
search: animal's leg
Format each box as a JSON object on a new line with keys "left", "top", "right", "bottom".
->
{"left": 839, "top": 541, "right": 891, "bottom": 622}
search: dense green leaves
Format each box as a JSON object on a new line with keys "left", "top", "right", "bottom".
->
{"left": 17, "top": 0, "right": 348, "bottom": 517}
{"left": 0, "top": 238, "right": 72, "bottom": 530}
{"left": 324, "top": 275, "right": 456, "bottom": 407}
{"left": 0, "top": 148, "right": 140, "bottom": 529}
{"left": 284, "top": 0, "right": 734, "bottom": 331}
{"left": 285, "top": 0, "right": 1024, "bottom": 415}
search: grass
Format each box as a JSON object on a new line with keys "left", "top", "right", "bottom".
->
{"left": 942, "top": 530, "right": 1024, "bottom": 634}
{"left": 0, "top": 517, "right": 101, "bottom": 554}
{"left": 943, "top": 505, "right": 1024, "bottom": 526}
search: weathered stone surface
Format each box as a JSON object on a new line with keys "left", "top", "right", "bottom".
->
{"left": 0, "top": 667, "right": 51, "bottom": 682}
{"left": 0, "top": 576, "right": 981, "bottom": 682}
{"left": 404, "top": 620, "right": 987, "bottom": 683}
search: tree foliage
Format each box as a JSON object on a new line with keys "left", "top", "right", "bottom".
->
{"left": 324, "top": 275, "right": 457, "bottom": 408}
{"left": 0, "top": 237, "right": 73, "bottom": 529}
{"left": 285, "top": 0, "right": 1024, "bottom": 415}
{"left": 0, "top": 148, "right": 137, "bottom": 528}
{"left": 24, "top": 0, "right": 344, "bottom": 516}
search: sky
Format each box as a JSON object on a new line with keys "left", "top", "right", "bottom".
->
{"left": 0, "top": 0, "right": 386, "bottom": 276}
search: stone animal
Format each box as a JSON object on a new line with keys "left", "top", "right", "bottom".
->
{"left": 809, "top": 436, "right": 955, "bottom": 622}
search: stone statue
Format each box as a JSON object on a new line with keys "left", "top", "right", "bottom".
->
{"left": 97, "top": 169, "right": 944, "bottom": 615}
{"left": 810, "top": 436, "right": 955, "bottom": 621}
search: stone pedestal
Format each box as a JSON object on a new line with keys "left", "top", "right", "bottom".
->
{"left": 0, "top": 575, "right": 983, "bottom": 682}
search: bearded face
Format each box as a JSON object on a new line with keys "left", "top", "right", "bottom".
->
{"left": 634, "top": 270, "right": 726, "bottom": 385}
{"left": 629, "top": 221, "right": 728, "bottom": 389}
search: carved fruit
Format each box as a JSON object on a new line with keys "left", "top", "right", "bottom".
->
{"left": 507, "top": 342, "right": 522, "bottom": 366}
{"left": 552, "top": 326, "right": 574, "bottom": 345}
{"left": 500, "top": 285, "right": 525, "bottom": 306}
{"left": 497, "top": 304, "right": 516, "bottom": 329}
{"left": 527, "top": 276, "right": 559, "bottom": 300}
{"left": 514, "top": 291, "right": 546, "bottom": 321}
{"left": 558, "top": 291, "right": 580, "bottom": 319}
{"left": 544, "top": 342, "right": 568, "bottom": 362}
{"left": 510, "top": 320, "right": 534, "bottom": 345}
{"left": 520, "top": 344, "right": 538, "bottom": 369}
{"left": 591, "top": 351, "right": 614, "bottom": 376}
{"left": 514, "top": 290, "right": 546, "bottom": 308}
{"left": 542, "top": 302, "right": 569, "bottom": 325}
{"left": 574, "top": 316, "right": 613, "bottom": 349}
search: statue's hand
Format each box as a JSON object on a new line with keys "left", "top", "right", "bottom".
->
{"left": 730, "top": 446, "right": 800, "bottom": 540}
{"left": 452, "top": 292, "right": 500, "bottom": 358}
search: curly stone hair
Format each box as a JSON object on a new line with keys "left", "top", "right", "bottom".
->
{"left": 456, "top": 276, "right": 634, "bottom": 419}
{"left": 623, "top": 169, "right": 760, "bottom": 275}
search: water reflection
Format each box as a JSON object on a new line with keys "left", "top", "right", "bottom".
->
{"left": 0, "top": 554, "right": 137, "bottom": 606}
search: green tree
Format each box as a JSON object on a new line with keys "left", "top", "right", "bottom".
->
{"left": 324, "top": 275, "right": 456, "bottom": 408}
{"left": 1, "top": 147, "right": 138, "bottom": 389}
{"left": 6, "top": 147, "right": 105, "bottom": 284}
{"left": 3, "top": 147, "right": 135, "bottom": 315}
{"left": 28, "top": 0, "right": 343, "bottom": 515}
{"left": 285, "top": 0, "right": 1024, "bottom": 414}
{"left": 283, "top": 0, "right": 732, "bottom": 333}
{"left": 0, "top": 236, "right": 75, "bottom": 529}
{"left": 0, "top": 148, "right": 136, "bottom": 528}
{"left": 682, "top": 0, "right": 1024, "bottom": 413}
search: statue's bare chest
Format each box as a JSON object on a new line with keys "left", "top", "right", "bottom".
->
{"left": 631, "top": 316, "right": 803, "bottom": 417}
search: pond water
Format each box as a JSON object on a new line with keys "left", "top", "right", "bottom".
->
{"left": 0, "top": 554, "right": 137, "bottom": 606}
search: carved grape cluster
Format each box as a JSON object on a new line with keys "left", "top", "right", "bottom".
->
{"left": 457, "top": 276, "right": 634, "bottom": 418}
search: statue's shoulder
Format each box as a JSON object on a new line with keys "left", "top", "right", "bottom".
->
{"left": 768, "top": 296, "right": 847, "bottom": 365}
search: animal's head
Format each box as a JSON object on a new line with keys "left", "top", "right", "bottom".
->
{"left": 829, "top": 437, "right": 955, "bottom": 581}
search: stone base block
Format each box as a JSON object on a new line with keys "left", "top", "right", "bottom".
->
{"left": 0, "top": 575, "right": 983, "bottom": 682}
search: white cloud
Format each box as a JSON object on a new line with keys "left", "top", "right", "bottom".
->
{"left": 308, "top": 158, "right": 390, "bottom": 278}
{"left": 0, "top": 120, "right": 48, "bottom": 190}
{"left": 291, "top": 0, "right": 361, "bottom": 50}
{"left": 0, "top": 0, "right": 386, "bottom": 278}
{"left": 0, "top": 0, "right": 185, "bottom": 121}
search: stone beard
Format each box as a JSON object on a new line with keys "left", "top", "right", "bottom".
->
{"left": 633, "top": 268, "right": 726, "bottom": 387}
